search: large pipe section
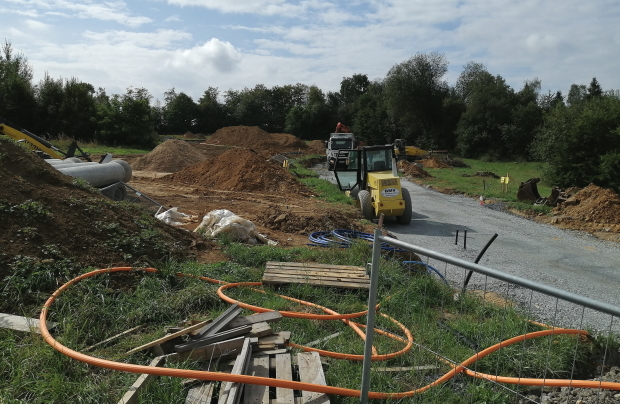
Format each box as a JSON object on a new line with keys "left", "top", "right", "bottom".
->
{"left": 55, "top": 160, "right": 132, "bottom": 187}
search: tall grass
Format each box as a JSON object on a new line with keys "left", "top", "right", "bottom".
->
{"left": 1, "top": 243, "right": 611, "bottom": 403}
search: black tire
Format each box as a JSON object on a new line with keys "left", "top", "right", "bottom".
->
{"left": 397, "top": 188, "right": 412, "bottom": 224}
{"left": 358, "top": 190, "right": 374, "bottom": 220}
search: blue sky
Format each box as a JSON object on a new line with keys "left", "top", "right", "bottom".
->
{"left": 1, "top": 0, "right": 619, "bottom": 103}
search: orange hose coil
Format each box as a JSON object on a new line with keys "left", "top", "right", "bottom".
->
{"left": 38, "top": 267, "right": 620, "bottom": 399}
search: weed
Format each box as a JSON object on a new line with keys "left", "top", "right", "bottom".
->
{"left": 0, "top": 199, "right": 52, "bottom": 221}
{"left": 71, "top": 178, "right": 99, "bottom": 193}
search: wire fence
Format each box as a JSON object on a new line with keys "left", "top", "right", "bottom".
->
{"left": 361, "top": 232, "right": 620, "bottom": 403}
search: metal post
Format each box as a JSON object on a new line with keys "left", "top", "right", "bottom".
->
{"left": 360, "top": 228, "right": 382, "bottom": 403}
{"left": 464, "top": 229, "right": 467, "bottom": 249}
{"left": 455, "top": 229, "right": 459, "bottom": 245}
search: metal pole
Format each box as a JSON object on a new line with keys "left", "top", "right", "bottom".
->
{"left": 464, "top": 229, "right": 467, "bottom": 249}
{"left": 360, "top": 228, "right": 382, "bottom": 403}
{"left": 455, "top": 229, "right": 459, "bottom": 245}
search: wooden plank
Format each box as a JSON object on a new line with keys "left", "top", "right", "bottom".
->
{"left": 252, "top": 348, "right": 289, "bottom": 356}
{"left": 297, "top": 352, "right": 329, "bottom": 404}
{"left": 264, "top": 267, "right": 367, "bottom": 278}
{"left": 194, "top": 303, "right": 242, "bottom": 340}
{"left": 258, "top": 332, "right": 290, "bottom": 346}
{"left": 244, "top": 356, "right": 269, "bottom": 404}
{"left": 225, "top": 311, "right": 282, "bottom": 330}
{"left": 122, "top": 319, "right": 211, "bottom": 357}
{"left": 175, "top": 325, "right": 252, "bottom": 353}
{"left": 373, "top": 365, "right": 439, "bottom": 372}
{"left": 262, "top": 275, "right": 369, "bottom": 289}
{"left": 185, "top": 363, "right": 217, "bottom": 404}
{"left": 248, "top": 322, "right": 273, "bottom": 338}
{"left": 266, "top": 261, "right": 366, "bottom": 272}
{"left": 275, "top": 354, "right": 294, "bottom": 404}
{"left": 173, "top": 336, "right": 255, "bottom": 363}
{"left": 0, "top": 313, "right": 57, "bottom": 334}
{"left": 85, "top": 324, "right": 143, "bottom": 352}
{"left": 219, "top": 338, "right": 252, "bottom": 404}
{"left": 304, "top": 332, "right": 342, "bottom": 348}
{"left": 262, "top": 273, "right": 369, "bottom": 284}
{"left": 117, "top": 356, "right": 166, "bottom": 404}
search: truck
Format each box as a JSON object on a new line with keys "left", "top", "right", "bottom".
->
{"left": 325, "top": 122, "right": 356, "bottom": 171}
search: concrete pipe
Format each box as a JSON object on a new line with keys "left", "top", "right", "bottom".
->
{"left": 57, "top": 159, "right": 132, "bottom": 188}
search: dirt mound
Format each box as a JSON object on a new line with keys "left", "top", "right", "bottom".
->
{"left": 257, "top": 206, "right": 365, "bottom": 234}
{"left": 207, "top": 126, "right": 307, "bottom": 149}
{"left": 398, "top": 161, "right": 432, "bottom": 178}
{"left": 553, "top": 184, "right": 620, "bottom": 224}
{"left": 0, "top": 138, "right": 203, "bottom": 312}
{"left": 418, "top": 158, "right": 452, "bottom": 169}
{"left": 307, "top": 140, "right": 326, "bottom": 154}
{"left": 165, "top": 148, "right": 313, "bottom": 195}
{"left": 132, "top": 139, "right": 207, "bottom": 173}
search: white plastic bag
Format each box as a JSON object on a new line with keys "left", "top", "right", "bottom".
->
{"left": 155, "top": 207, "right": 190, "bottom": 226}
{"left": 194, "top": 209, "right": 259, "bottom": 243}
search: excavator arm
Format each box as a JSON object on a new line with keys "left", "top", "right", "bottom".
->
{"left": 0, "top": 118, "right": 91, "bottom": 161}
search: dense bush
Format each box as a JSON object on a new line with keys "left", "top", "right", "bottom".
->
{"left": 532, "top": 95, "right": 620, "bottom": 191}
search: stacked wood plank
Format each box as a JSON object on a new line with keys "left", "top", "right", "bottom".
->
{"left": 117, "top": 303, "right": 330, "bottom": 403}
{"left": 262, "top": 261, "right": 369, "bottom": 289}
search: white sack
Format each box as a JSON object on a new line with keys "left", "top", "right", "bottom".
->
{"left": 155, "top": 207, "right": 190, "bottom": 226}
{"left": 194, "top": 209, "right": 259, "bottom": 243}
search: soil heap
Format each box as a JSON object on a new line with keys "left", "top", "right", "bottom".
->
{"left": 132, "top": 139, "right": 207, "bottom": 173}
{"left": 207, "top": 126, "right": 307, "bottom": 149}
{"left": 398, "top": 161, "right": 432, "bottom": 178}
{"left": 418, "top": 158, "right": 452, "bottom": 169}
{"left": 307, "top": 140, "right": 326, "bottom": 154}
{"left": 553, "top": 184, "right": 620, "bottom": 224}
{"left": 0, "top": 138, "right": 202, "bottom": 311}
{"left": 165, "top": 148, "right": 313, "bottom": 195}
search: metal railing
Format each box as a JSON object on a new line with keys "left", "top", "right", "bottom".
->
{"left": 360, "top": 229, "right": 620, "bottom": 403}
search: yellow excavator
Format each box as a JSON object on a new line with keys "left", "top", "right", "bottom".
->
{"left": 0, "top": 118, "right": 91, "bottom": 161}
{"left": 332, "top": 145, "right": 412, "bottom": 224}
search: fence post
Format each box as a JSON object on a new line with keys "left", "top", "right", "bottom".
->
{"left": 360, "top": 228, "right": 382, "bottom": 404}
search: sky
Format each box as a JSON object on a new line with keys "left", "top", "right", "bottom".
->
{"left": 1, "top": 0, "right": 619, "bottom": 103}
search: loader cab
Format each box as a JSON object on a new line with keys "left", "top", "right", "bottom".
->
{"left": 333, "top": 145, "right": 395, "bottom": 197}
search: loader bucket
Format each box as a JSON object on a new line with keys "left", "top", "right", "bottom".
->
{"left": 517, "top": 178, "right": 542, "bottom": 202}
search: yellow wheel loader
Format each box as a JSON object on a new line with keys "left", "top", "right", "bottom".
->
{"left": 0, "top": 117, "right": 91, "bottom": 161}
{"left": 333, "top": 145, "right": 412, "bottom": 224}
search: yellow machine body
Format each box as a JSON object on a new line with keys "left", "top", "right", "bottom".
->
{"left": 366, "top": 172, "right": 406, "bottom": 217}
{"left": 0, "top": 122, "right": 65, "bottom": 159}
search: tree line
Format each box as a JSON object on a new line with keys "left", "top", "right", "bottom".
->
{"left": 1, "top": 40, "right": 620, "bottom": 191}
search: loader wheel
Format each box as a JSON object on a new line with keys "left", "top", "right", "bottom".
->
{"left": 397, "top": 188, "right": 412, "bottom": 224}
{"left": 358, "top": 190, "right": 375, "bottom": 220}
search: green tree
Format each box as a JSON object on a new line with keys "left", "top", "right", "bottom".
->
{"left": 94, "top": 87, "right": 156, "bottom": 148}
{"left": 161, "top": 89, "right": 199, "bottom": 134}
{"left": 384, "top": 52, "right": 450, "bottom": 149}
{"left": 586, "top": 77, "right": 603, "bottom": 100}
{"left": 532, "top": 95, "right": 620, "bottom": 190}
{"left": 285, "top": 85, "right": 334, "bottom": 140}
{"left": 567, "top": 84, "right": 587, "bottom": 107}
{"left": 196, "top": 87, "right": 229, "bottom": 134}
{"left": 0, "top": 40, "right": 36, "bottom": 127}
{"left": 454, "top": 63, "right": 517, "bottom": 158}
{"left": 60, "top": 77, "right": 96, "bottom": 141}
{"left": 34, "top": 73, "right": 64, "bottom": 136}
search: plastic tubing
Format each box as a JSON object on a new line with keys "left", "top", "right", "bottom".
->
{"left": 39, "top": 267, "right": 620, "bottom": 400}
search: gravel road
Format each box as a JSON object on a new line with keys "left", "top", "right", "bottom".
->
{"left": 389, "top": 179, "right": 620, "bottom": 331}
{"left": 316, "top": 165, "right": 620, "bottom": 331}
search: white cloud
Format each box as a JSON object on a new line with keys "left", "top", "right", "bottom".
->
{"left": 165, "top": 15, "right": 182, "bottom": 22}
{"left": 24, "top": 19, "right": 51, "bottom": 31}
{"left": 164, "top": 0, "right": 329, "bottom": 16}
{"left": 3, "top": 0, "right": 151, "bottom": 27}
{"left": 167, "top": 39, "right": 242, "bottom": 72}
{"left": 83, "top": 29, "right": 192, "bottom": 48}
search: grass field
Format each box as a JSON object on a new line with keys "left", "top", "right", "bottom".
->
{"left": 413, "top": 158, "right": 553, "bottom": 213}
{"left": 1, "top": 240, "right": 606, "bottom": 403}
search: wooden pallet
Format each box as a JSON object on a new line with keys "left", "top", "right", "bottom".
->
{"left": 263, "top": 261, "right": 369, "bottom": 290}
{"left": 186, "top": 351, "right": 330, "bottom": 404}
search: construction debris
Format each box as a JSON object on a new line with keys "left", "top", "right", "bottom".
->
{"left": 0, "top": 313, "right": 57, "bottom": 334}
